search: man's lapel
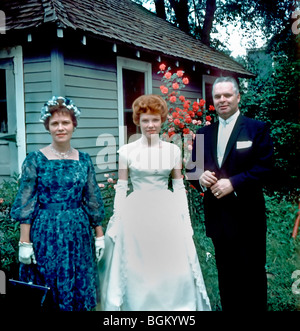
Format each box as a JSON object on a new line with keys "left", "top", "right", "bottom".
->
{"left": 210, "top": 121, "right": 219, "bottom": 168}
{"left": 220, "top": 114, "right": 244, "bottom": 168}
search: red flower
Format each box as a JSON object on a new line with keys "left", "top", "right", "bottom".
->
{"left": 197, "top": 111, "right": 203, "bottom": 117}
{"left": 199, "top": 99, "right": 206, "bottom": 107}
{"left": 159, "top": 63, "right": 166, "bottom": 71}
{"left": 160, "top": 85, "right": 168, "bottom": 94}
{"left": 185, "top": 116, "right": 192, "bottom": 124}
{"left": 209, "top": 105, "right": 215, "bottom": 111}
{"left": 172, "top": 82, "right": 179, "bottom": 89}
{"left": 179, "top": 95, "right": 185, "bottom": 102}
{"left": 183, "top": 128, "right": 190, "bottom": 134}
{"left": 205, "top": 115, "right": 212, "bottom": 121}
{"left": 169, "top": 96, "right": 177, "bottom": 103}
{"left": 182, "top": 77, "right": 189, "bottom": 85}
{"left": 183, "top": 101, "right": 190, "bottom": 109}
{"left": 164, "top": 72, "right": 172, "bottom": 79}
{"left": 172, "top": 112, "right": 179, "bottom": 118}
{"left": 200, "top": 192, "right": 205, "bottom": 197}
{"left": 192, "top": 102, "right": 199, "bottom": 111}
{"left": 177, "top": 70, "right": 184, "bottom": 77}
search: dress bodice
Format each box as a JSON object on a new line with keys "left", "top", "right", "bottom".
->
{"left": 11, "top": 150, "right": 104, "bottom": 227}
{"left": 118, "top": 138, "right": 181, "bottom": 191}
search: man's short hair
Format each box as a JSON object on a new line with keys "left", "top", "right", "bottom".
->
{"left": 212, "top": 76, "right": 240, "bottom": 96}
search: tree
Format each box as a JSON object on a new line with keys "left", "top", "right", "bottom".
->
{"left": 154, "top": 0, "right": 166, "bottom": 19}
{"left": 239, "top": 26, "right": 300, "bottom": 199}
{"left": 134, "top": 0, "right": 298, "bottom": 48}
{"left": 168, "top": 0, "right": 191, "bottom": 33}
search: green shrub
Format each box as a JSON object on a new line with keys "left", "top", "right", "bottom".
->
{"left": 0, "top": 175, "right": 20, "bottom": 279}
{"left": 265, "top": 194, "right": 300, "bottom": 311}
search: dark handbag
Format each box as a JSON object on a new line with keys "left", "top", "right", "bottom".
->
{"left": 1, "top": 279, "right": 55, "bottom": 311}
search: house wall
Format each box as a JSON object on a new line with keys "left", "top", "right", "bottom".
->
{"left": 64, "top": 53, "right": 119, "bottom": 180}
{"left": 21, "top": 42, "right": 206, "bottom": 182}
{"left": 24, "top": 47, "right": 52, "bottom": 153}
{"left": 22, "top": 44, "right": 119, "bottom": 181}
{"left": 152, "top": 68, "right": 203, "bottom": 101}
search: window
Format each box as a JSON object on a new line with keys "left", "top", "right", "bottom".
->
{"left": 117, "top": 57, "right": 152, "bottom": 146}
{"left": 122, "top": 69, "right": 145, "bottom": 140}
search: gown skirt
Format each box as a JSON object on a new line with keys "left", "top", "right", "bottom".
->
{"left": 99, "top": 189, "right": 211, "bottom": 311}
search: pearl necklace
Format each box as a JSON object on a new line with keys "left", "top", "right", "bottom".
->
{"left": 50, "top": 144, "right": 73, "bottom": 159}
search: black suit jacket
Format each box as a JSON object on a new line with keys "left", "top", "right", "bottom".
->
{"left": 186, "top": 114, "right": 274, "bottom": 239}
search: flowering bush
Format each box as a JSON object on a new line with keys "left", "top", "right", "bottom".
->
{"left": 158, "top": 63, "right": 216, "bottom": 164}
{"left": 98, "top": 173, "right": 117, "bottom": 228}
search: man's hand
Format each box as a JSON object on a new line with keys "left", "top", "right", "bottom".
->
{"left": 211, "top": 179, "right": 234, "bottom": 199}
{"left": 199, "top": 170, "right": 218, "bottom": 188}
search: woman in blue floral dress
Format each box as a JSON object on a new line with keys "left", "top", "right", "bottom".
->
{"left": 11, "top": 97, "right": 105, "bottom": 311}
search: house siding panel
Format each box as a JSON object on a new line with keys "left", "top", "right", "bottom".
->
{"left": 64, "top": 56, "right": 118, "bottom": 180}
{"left": 23, "top": 53, "right": 52, "bottom": 152}
{"left": 22, "top": 49, "right": 207, "bottom": 184}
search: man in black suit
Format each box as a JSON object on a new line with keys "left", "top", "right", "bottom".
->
{"left": 186, "top": 76, "right": 274, "bottom": 311}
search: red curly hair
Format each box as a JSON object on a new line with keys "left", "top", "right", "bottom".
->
{"left": 132, "top": 94, "right": 168, "bottom": 125}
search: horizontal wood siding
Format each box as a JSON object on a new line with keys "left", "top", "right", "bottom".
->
{"left": 22, "top": 46, "right": 205, "bottom": 185}
{"left": 64, "top": 55, "right": 118, "bottom": 181}
{"left": 23, "top": 50, "right": 52, "bottom": 153}
{"left": 152, "top": 70, "right": 203, "bottom": 102}
{"left": 22, "top": 46, "right": 119, "bottom": 182}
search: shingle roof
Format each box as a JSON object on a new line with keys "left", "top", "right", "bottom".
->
{"left": 1, "top": 0, "right": 254, "bottom": 77}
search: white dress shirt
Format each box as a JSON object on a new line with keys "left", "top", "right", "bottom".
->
{"left": 217, "top": 110, "right": 240, "bottom": 167}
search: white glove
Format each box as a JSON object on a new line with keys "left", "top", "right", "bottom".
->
{"left": 106, "top": 180, "right": 128, "bottom": 241}
{"left": 18, "top": 242, "right": 37, "bottom": 264}
{"left": 113, "top": 179, "right": 128, "bottom": 217}
{"left": 95, "top": 236, "right": 105, "bottom": 262}
{"left": 172, "top": 178, "right": 194, "bottom": 237}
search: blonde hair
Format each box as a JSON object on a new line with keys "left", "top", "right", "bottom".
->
{"left": 132, "top": 94, "right": 168, "bottom": 125}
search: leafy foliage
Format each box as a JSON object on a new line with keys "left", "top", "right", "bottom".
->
{"left": 239, "top": 29, "right": 300, "bottom": 199}
{"left": 0, "top": 176, "right": 20, "bottom": 279}
{"left": 265, "top": 195, "right": 300, "bottom": 311}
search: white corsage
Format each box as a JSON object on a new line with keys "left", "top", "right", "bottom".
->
{"left": 40, "top": 96, "right": 81, "bottom": 123}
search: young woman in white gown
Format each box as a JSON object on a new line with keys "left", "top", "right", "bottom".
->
{"left": 98, "top": 94, "right": 211, "bottom": 311}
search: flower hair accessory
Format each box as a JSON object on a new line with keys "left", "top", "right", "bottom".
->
{"left": 40, "top": 96, "right": 81, "bottom": 123}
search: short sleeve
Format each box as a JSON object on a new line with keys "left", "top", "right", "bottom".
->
{"left": 11, "top": 152, "right": 39, "bottom": 224}
{"left": 82, "top": 153, "right": 105, "bottom": 228}
{"left": 173, "top": 144, "right": 182, "bottom": 169}
{"left": 117, "top": 144, "right": 129, "bottom": 170}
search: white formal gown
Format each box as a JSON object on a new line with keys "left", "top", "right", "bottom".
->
{"left": 98, "top": 137, "right": 211, "bottom": 311}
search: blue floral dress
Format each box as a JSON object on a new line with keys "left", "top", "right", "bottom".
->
{"left": 11, "top": 151, "right": 105, "bottom": 311}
